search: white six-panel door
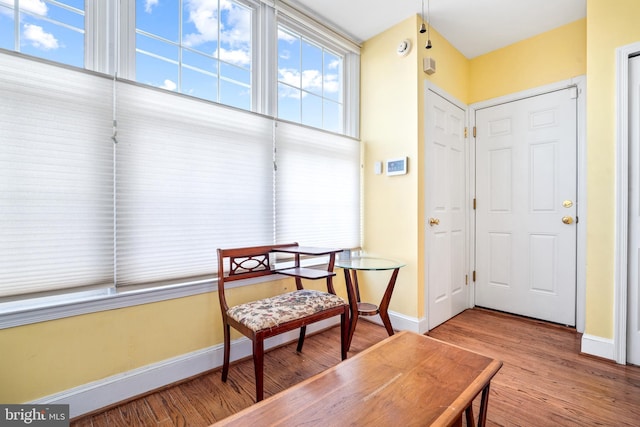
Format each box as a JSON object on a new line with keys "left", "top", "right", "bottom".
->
{"left": 628, "top": 55, "right": 640, "bottom": 365}
{"left": 425, "top": 89, "right": 469, "bottom": 329}
{"left": 475, "top": 88, "right": 577, "bottom": 326}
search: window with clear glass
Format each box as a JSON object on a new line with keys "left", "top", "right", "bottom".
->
{"left": 0, "top": 0, "right": 85, "bottom": 68}
{"left": 277, "top": 25, "right": 344, "bottom": 133}
{"left": 135, "top": 0, "right": 253, "bottom": 111}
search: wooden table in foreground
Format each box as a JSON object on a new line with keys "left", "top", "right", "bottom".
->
{"left": 213, "top": 331, "right": 502, "bottom": 427}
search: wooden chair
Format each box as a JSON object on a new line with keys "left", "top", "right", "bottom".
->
{"left": 217, "top": 243, "right": 349, "bottom": 402}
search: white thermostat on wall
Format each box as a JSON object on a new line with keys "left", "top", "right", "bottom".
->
{"left": 386, "top": 157, "right": 408, "bottom": 176}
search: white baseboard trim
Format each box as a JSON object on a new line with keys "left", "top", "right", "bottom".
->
{"left": 362, "top": 310, "right": 422, "bottom": 334}
{"left": 32, "top": 318, "right": 340, "bottom": 419}
{"left": 581, "top": 333, "right": 615, "bottom": 361}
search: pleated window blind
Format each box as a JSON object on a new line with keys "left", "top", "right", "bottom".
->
{"left": 275, "top": 121, "right": 360, "bottom": 249}
{"left": 114, "top": 81, "right": 274, "bottom": 286}
{"left": 0, "top": 54, "right": 115, "bottom": 297}
{"left": 1, "top": 53, "right": 360, "bottom": 298}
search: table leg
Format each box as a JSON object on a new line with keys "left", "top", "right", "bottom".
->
{"left": 343, "top": 268, "right": 359, "bottom": 351}
{"left": 465, "top": 405, "right": 475, "bottom": 427}
{"left": 477, "top": 383, "right": 491, "bottom": 427}
{"left": 378, "top": 268, "right": 400, "bottom": 336}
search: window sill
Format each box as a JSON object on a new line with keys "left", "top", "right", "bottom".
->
{"left": 0, "top": 255, "right": 337, "bottom": 330}
{"left": 0, "top": 273, "right": 289, "bottom": 330}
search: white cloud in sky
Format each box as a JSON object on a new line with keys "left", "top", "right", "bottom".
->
{"left": 278, "top": 83, "right": 300, "bottom": 100}
{"left": 0, "top": 0, "right": 48, "bottom": 16}
{"left": 23, "top": 23, "right": 59, "bottom": 50}
{"left": 324, "top": 73, "right": 339, "bottom": 94}
{"left": 144, "top": 0, "right": 159, "bottom": 13}
{"left": 301, "top": 69, "right": 322, "bottom": 92}
{"left": 182, "top": 0, "right": 250, "bottom": 66}
{"left": 278, "top": 68, "right": 300, "bottom": 88}
{"left": 219, "top": 0, "right": 250, "bottom": 47}
{"left": 277, "top": 28, "right": 297, "bottom": 44}
{"left": 276, "top": 29, "right": 340, "bottom": 97}
{"left": 217, "top": 46, "right": 250, "bottom": 66}
{"left": 279, "top": 50, "right": 291, "bottom": 61}
{"left": 278, "top": 67, "right": 339, "bottom": 97}
{"left": 23, "top": 0, "right": 48, "bottom": 15}
{"left": 160, "top": 79, "right": 177, "bottom": 91}
{"left": 183, "top": 0, "right": 218, "bottom": 47}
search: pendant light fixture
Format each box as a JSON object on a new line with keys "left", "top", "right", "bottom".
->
{"left": 419, "top": 0, "right": 426, "bottom": 33}
{"left": 425, "top": 0, "right": 433, "bottom": 49}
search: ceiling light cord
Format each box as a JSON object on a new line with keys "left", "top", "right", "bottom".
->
{"left": 420, "top": 0, "right": 426, "bottom": 33}
{"left": 425, "top": 0, "right": 433, "bottom": 49}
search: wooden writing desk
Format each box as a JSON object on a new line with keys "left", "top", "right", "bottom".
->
{"left": 213, "top": 331, "right": 502, "bottom": 427}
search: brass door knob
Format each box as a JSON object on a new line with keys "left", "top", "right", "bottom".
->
{"left": 429, "top": 217, "right": 440, "bottom": 226}
{"left": 562, "top": 216, "right": 574, "bottom": 225}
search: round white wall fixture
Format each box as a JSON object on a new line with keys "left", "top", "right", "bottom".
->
{"left": 396, "top": 39, "right": 411, "bottom": 57}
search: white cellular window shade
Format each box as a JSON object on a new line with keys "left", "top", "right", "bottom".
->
{"left": 115, "top": 81, "right": 274, "bottom": 286}
{"left": 0, "top": 54, "right": 115, "bottom": 297}
{"left": 275, "top": 121, "right": 360, "bottom": 249}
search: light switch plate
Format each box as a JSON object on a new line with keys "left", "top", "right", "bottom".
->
{"left": 374, "top": 161, "right": 383, "bottom": 175}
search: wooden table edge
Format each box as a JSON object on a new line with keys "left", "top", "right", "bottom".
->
{"left": 213, "top": 330, "right": 503, "bottom": 426}
{"left": 213, "top": 332, "right": 410, "bottom": 425}
{"left": 431, "top": 358, "right": 503, "bottom": 427}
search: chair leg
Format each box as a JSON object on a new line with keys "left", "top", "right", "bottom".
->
{"left": 221, "top": 323, "right": 231, "bottom": 382}
{"left": 296, "top": 325, "right": 307, "bottom": 352}
{"left": 253, "top": 338, "right": 265, "bottom": 402}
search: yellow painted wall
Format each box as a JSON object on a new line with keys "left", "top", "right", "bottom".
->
{"left": 359, "top": 16, "right": 420, "bottom": 317}
{"left": 469, "top": 19, "right": 586, "bottom": 104}
{"left": 0, "top": 293, "right": 219, "bottom": 403}
{"left": 0, "top": 275, "right": 348, "bottom": 403}
{"left": 584, "top": 0, "right": 640, "bottom": 338}
{"left": 359, "top": 15, "right": 469, "bottom": 319}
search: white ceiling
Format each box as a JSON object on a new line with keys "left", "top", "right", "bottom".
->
{"left": 288, "top": 0, "right": 586, "bottom": 58}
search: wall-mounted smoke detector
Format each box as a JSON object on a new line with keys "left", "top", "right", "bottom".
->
{"left": 397, "top": 39, "right": 412, "bottom": 57}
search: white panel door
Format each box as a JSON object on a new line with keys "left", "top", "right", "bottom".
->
{"left": 425, "top": 89, "right": 469, "bottom": 329}
{"left": 628, "top": 55, "right": 640, "bottom": 365}
{"left": 475, "top": 88, "right": 577, "bottom": 326}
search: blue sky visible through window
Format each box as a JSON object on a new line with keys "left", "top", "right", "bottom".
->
{"left": 277, "top": 25, "right": 343, "bottom": 133}
{"left": 0, "top": 0, "right": 85, "bottom": 68}
{"left": 0, "top": 0, "right": 345, "bottom": 132}
{"left": 136, "top": 0, "right": 252, "bottom": 111}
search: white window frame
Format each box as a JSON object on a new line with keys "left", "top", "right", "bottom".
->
{"left": 118, "top": 0, "right": 262, "bottom": 112}
{"left": 273, "top": 3, "right": 359, "bottom": 138}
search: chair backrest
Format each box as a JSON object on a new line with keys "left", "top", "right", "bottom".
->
{"left": 216, "top": 242, "right": 298, "bottom": 312}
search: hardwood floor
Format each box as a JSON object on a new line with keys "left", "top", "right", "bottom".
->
{"left": 428, "top": 308, "right": 640, "bottom": 427}
{"left": 72, "top": 309, "right": 640, "bottom": 426}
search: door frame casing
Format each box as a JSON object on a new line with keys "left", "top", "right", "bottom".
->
{"left": 469, "top": 76, "right": 587, "bottom": 334}
{"left": 423, "top": 81, "right": 473, "bottom": 332}
{"left": 614, "top": 41, "right": 640, "bottom": 365}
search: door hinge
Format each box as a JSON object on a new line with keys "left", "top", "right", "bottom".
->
{"left": 473, "top": 198, "right": 476, "bottom": 210}
{"left": 472, "top": 271, "right": 476, "bottom": 282}
{"left": 473, "top": 126, "right": 477, "bottom": 138}
{"left": 569, "top": 86, "right": 578, "bottom": 99}
{"left": 464, "top": 127, "right": 468, "bottom": 138}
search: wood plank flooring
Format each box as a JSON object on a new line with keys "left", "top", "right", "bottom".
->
{"left": 72, "top": 309, "right": 640, "bottom": 426}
